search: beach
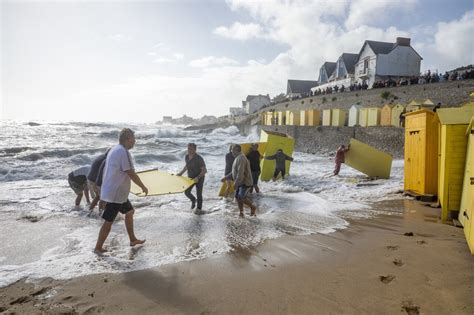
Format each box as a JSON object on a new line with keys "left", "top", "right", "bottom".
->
{"left": 1, "top": 199, "right": 473, "bottom": 314}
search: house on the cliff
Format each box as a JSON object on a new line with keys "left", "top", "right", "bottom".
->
{"left": 354, "top": 37, "right": 422, "bottom": 87}
{"left": 242, "top": 94, "right": 271, "bottom": 114}
{"left": 318, "top": 62, "right": 336, "bottom": 85}
{"left": 287, "top": 79, "right": 319, "bottom": 98}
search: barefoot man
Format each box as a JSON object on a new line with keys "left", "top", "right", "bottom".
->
{"left": 95, "top": 128, "right": 148, "bottom": 253}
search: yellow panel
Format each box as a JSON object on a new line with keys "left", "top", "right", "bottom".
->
{"left": 259, "top": 130, "right": 295, "bottom": 181}
{"left": 322, "top": 109, "right": 332, "bottom": 126}
{"left": 345, "top": 139, "right": 393, "bottom": 179}
{"left": 300, "top": 110, "right": 307, "bottom": 126}
{"left": 367, "top": 108, "right": 381, "bottom": 126}
{"left": 307, "top": 109, "right": 321, "bottom": 126}
{"left": 217, "top": 142, "right": 267, "bottom": 196}
{"left": 381, "top": 105, "right": 392, "bottom": 126}
{"left": 131, "top": 170, "right": 194, "bottom": 196}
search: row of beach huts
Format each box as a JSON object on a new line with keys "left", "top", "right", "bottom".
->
{"left": 261, "top": 99, "right": 436, "bottom": 127}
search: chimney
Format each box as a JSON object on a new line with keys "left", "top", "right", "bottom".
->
{"left": 396, "top": 37, "right": 411, "bottom": 46}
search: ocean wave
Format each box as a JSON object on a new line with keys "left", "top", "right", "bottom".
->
{"left": 18, "top": 148, "right": 107, "bottom": 161}
{"left": 155, "top": 128, "right": 189, "bottom": 138}
{"left": 0, "top": 147, "right": 33, "bottom": 156}
{"left": 209, "top": 126, "right": 240, "bottom": 136}
{"left": 97, "top": 130, "right": 118, "bottom": 139}
{"left": 134, "top": 153, "right": 181, "bottom": 164}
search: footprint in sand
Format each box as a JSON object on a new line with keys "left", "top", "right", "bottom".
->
{"left": 401, "top": 301, "right": 420, "bottom": 315}
{"left": 417, "top": 240, "right": 427, "bottom": 245}
{"left": 393, "top": 259, "right": 404, "bottom": 267}
{"left": 379, "top": 275, "right": 396, "bottom": 284}
{"left": 386, "top": 245, "right": 399, "bottom": 250}
{"left": 404, "top": 232, "right": 414, "bottom": 236}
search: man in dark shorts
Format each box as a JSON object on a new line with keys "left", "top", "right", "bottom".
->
{"left": 246, "top": 143, "right": 262, "bottom": 193}
{"left": 221, "top": 144, "right": 256, "bottom": 217}
{"left": 265, "top": 149, "right": 294, "bottom": 180}
{"left": 94, "top": 128, "right": 148, "bottom": 254}
{"left": 177, "top": 143, "right": 207, "bottom": 212}
{"left": 68, "top": 166, "right": 91, "bottom": 206}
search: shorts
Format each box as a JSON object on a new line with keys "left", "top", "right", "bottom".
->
{"left": 102, "top": 200, "right": 133, "bottom": 222}
{"left": 68, "top": 173, "right": 87, "bottom": 195}
{"left": 235, "top": 185, "right": 251, "bottom": 200}
{"left": 251, "top": 170, "right": 260, "bottom": 186}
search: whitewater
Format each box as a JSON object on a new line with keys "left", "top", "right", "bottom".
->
{"left": 0, "top": 121, "right": 405, "bottom": 286}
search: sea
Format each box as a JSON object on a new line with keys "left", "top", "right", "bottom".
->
{"left": 0, "top": 120, "right": 405, "bottom": 287}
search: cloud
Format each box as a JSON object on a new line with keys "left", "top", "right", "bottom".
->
{"left": 108, "top": 34, "right": 131, "bottom": 42}
{"left": 152, "top": 53, "right": 185, "bottom": 64}
{"left": 214, "top": 22, "right": 264, "bottom": 40}
{"left": 174, "top": 53, "right": 184, "bottom": 60}
{"left": 189, "top": 56, "right": 239, "bottom": 68}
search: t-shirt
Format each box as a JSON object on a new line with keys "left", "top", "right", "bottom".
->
{"left": 100, "top": 144, "right": 134, "bottom": 203}
{"left": 225, "top": 152, "right": 234, "bottom": 176}
{"left": 73, "top": 166, "right": 91, "bottom": 177}
{"left": 87, "top": 153, "right": 107, "bottom": 182}
{"left": 246, "top": 150, "right": 261, "bottom": 172}
{"left": 185, "top": 154, "right": 206, "bottom": 179}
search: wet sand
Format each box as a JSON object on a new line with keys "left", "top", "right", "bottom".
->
{"left": 1, "top": 199, "right": 473, "bottom": 314}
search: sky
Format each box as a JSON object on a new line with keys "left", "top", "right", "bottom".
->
{"left": 1, "top": 0, "right": 473, "bottom": 123}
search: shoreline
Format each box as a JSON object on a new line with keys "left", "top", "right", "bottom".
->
{"left": 1, "top": 199, "right": 473, "bottom": 314}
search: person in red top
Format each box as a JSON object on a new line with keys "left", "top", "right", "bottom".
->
{"left": 333, "top": 144, "right": 350, "bottom": 176}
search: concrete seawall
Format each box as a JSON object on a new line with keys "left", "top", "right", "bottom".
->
{"left": 239, "top": 124, "right": 405, "bottom": 158}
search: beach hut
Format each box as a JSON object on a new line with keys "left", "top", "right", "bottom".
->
{"left": 265, "top": 112, "right": 274, "bottom": 125}
{"left": 307, "top": 109, "right": 321, "bottom": 126}
{"left": 460, "top": 118, "right": 474, "bottom": 254}
{"left": 406, "top": 100, "right": 422, "bottom": 112}
{"left": 277, "top": 111, "right": 286, "bottom": 126}
{"left": 286, "top": 110, "right": 300, "bottom": 126}
{"left": 367, "top": 107, "right": 381, "bottom": 126}
{"left": 380, "top": 104, "right": 393, "bottom": 126}
{"left": 358, "top": 108, "right": 369, "bottom": 127}
{"left": 391, "top": 104, "right": 405, "bottom": 127}
{"left": 300, "top": 110, "right": 307, "bottom": 126}
{"left": 322, "top": 109, "right": 332, "bottom": 126}
{"left": 403, "top": 109, "right": 438, "bottom": 196}
{"left": 331, "top": 109, "right": 346, "bottom": 127}
{"left": 437, "top": 107, "right": 474, "bottom": 222}
{"left": 348, "top": 105, "right": 361, "bottom": 127}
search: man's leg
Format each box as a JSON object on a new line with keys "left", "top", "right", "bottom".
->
{"left": 124, "top": 209, "right": 145, "bottom": 246}
{"left": 196, "top": 178, "right": 204, "bottom": 210}
{"left": 75, "top": 192, "right": 83, "bottom": 206}
{"left": 95, "top": 221, "right": 112, "bottom": 253}
{"left": 333, "top": 162, "right": 341, "bottom": 176}
{"left": 184, "top": 184, "right": 196, "bottom": 208}
{"left": 242, "top": 198, "right": 257, "bottom": 216}
{"left": 237, "top": 199, "right": 244, "bottom": 217}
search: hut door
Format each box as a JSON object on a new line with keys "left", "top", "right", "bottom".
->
{"left": 408, "top": 129, "right": 423, "bottom": 192}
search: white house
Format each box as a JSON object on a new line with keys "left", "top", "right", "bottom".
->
{"left": 318, "top": 62, "right": 336, "bottom": 85}
{"left": 354, "top": 37, "right": 422, "bottom": 87}
{"left": 229, "top": 107, "right": 246, "bottom": 116}
{"left": 242, "top": 94, "right": 271, "bottom": 114}
{"left": 314, "top": 54, "right": 358, "bottom": 92}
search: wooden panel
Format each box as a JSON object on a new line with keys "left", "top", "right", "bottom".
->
{"left": 460, "top": 123, "right": 473, "bottom": 227}
{"left": 381, "top": 105, "right": 392, "bottom": 126}
{"left": 367, "top": 108, "right": 381, "bottom": 126}
{"left": 322, "top": 109, "right": 332, "bottom": 126}
{"left": 345, "top": 139, "right": 393, "bottom": 179}
{"left": 359, "top": 108, "right": 368, "bottom": 127}
{"left": 331, "top": 109, "right": 346, "bottom": 127}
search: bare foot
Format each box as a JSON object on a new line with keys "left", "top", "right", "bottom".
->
{"left": 130, "top": 239, "right": 146, "bottom": 247}
{"left": 94, "top": 248, "right": 108, "bottom": 254}
{"left": 250, "top": 206, "right": 257, "bottom": 216}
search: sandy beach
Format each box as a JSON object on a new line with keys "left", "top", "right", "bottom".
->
{"left": 1, "top": 199, "right": 473, "bottom": 314}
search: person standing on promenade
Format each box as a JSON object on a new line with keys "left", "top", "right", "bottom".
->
{"left": 221, "top": 144, "right": 256, "bottom": 217}
{"left": 94, "top": 128, "right": 148, "bottom": 253}
{"left": 177, "top": 143, "right": 207, "bottom": 212}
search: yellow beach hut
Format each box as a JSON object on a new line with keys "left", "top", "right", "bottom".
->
{"left": 436, "top": 106, "right": 474, "bottom": 222}
{"left": 265, "top": 112, "right": 274, "bottom": 125}
{"left": 331, "top": 109, "right": 346, "bottom": 127}
{"left": 391, "top": 104, "right": 405, "bottom": 127}
{"left": 359, "top": 108, "right": 369, "bottom": 127}
{"left": 322, "top": 109, "right": 332, "bottom": 126}
{"left": 277, "top": 111, "right": 286, "bottom": 126}
{"left": 367, "top": 107, "right": 381, "bottom": 126}
{"left": 406, "top": 100, "right": 422, "bottom": 112}
{"left": 404, "top": 109, "right": 439, "bottom": 196}
{"left": 348, "top": 105, "right": 361, "bottom": 127}
{"left": 307, "top": 109, "right": 321, "bottom": 126}
{"left": 286, "top": 110, "right": 300, "bottom": 126}
{"left": 460, "top": 118, "right": 474, "bottom": 254}
{"left": 300, "top": 110, "right": 308, "bottom": 126}
{"left": 380, "top": 104, "right": 393, "bottom": 126}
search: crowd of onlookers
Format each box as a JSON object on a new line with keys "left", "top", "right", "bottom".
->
{"left": 300, "top": 67, "right": 474, "bottom": 98}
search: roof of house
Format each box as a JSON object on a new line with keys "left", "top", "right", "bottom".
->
{"left": 340, "top": 53, "right": 359, "bottom": 74}
{"left": 436, "top": 107, "right": 474, "bottom": 125}
{"left": 245, "top": 94, "right": 270, "bottom": 102}
{"left": 322, "top": 62, "right": 336, "bottom": 76}
{"left": 358, "top": 40, "right": 422, "bottom": 60}
{"left": 287, "top": 80, "right": 319, "bottom": 94}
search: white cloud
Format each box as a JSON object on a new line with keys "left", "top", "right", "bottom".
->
{"left": 189, "top": 56, "right": 239, "bottom": 68}
{"left": 152, "top": 53, "right": 185, "bottom": 64}
{"left": 174, "top": 53, "right": 184, "bottom": 60}
{"left": 214, "top": 22, "right": 264, "bottom": 40}
{"left": 108, "top": 34, "right": 131, "bottom": 42}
